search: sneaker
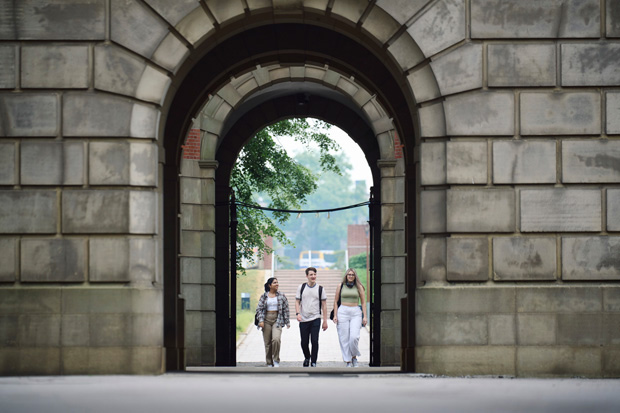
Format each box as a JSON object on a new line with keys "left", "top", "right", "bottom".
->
{"left": 267, "top": 363, "right": 273, "bottom": 367}
{"left": 352, "top": 358, "right": 359, "bottom": 367}
{"left": 346, "top": 362, "right": 352, "bottom": 367}
{"left": 311, "top": 363, "right": 317, "bottom": 367}
{"left": 273, "top": 361, "right": 279, "bottom": 367}
{"left": 303, "top": 358, "right": 310, "bottom": 367}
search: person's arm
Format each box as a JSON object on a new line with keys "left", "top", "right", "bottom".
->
{"left": 359, "top": 285, "right": 367, "bottom": 327}
{"left": 321, "top": 297, "right": 328, "bottom": 331}
{"left": 295, "top": 299, "right": 301, "bottom": 322}
{"left": 257, "top": 293, "right": 266, "bottom": 328}
{"left": 282, "top": 295, "right": 290, "bottom": 328}
{"left": 332, "top": 283, "right": 341, "bottom": 324}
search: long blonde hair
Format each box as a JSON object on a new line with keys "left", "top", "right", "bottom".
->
{"left": 341, "top": 268, "right": 365, "bottom": 294}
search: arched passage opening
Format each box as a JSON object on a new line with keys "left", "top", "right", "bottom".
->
{"left": 162, "top": 21, "right": 417, "bottom": 371}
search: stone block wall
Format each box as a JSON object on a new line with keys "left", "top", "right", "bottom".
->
{"left": 417, "top": 0, "right": 620, "bottom": 377}
{"left": 0, "top": 0, "right": 163, "bottom": 375}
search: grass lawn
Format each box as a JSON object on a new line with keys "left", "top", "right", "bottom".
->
{"left": 236, "top": 269, "right": 268, "bottom": 341}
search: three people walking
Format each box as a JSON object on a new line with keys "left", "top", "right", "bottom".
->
{"left": 254, "top": 267, "right": 367, "bottom": 367}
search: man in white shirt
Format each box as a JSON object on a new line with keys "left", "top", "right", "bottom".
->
{"left": 295, "top": 267, "right": 328, "bottom": 367}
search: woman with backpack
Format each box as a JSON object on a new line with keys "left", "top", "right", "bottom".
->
{"left": 332, "top": 268, "right": 367, "bottom": 367}
{"left": 256, "top": 277, "right": 290, "bottom": 367}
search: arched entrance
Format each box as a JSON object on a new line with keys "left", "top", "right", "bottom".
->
{"left": 161, "top": 20, "right": 417, "bottom": 370}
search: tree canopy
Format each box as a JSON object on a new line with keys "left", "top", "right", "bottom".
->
{"left": 231, "top": 118, "right": 340, "bottom": 273}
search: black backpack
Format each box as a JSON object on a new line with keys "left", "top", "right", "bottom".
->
{"left": 299, "top": 283, "right": 323, "bottom": 314}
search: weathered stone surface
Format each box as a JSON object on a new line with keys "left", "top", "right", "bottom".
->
{"left": 381, "top": 282, "right": 405, "bottom": 311}
{"left": 14, "top": 314, "right": 61, "bottom": 346}
{"left": 557, "top": 313, "right": 602, "bottom": 345}
{"left": 362, "top": 5, "right": 400, "bottom": 45}
{"left": 520, "top": 189, "right": 601, "bottom": 232}
{"left": 446, "top": 141, "right": 487, "bottom": 184}
{"left": 493, "top": 237, "right": 557, "bottom": 281}
{"left": 608, "top": 0, "right": 620, "bottom": 37}
{"left": 431, "top": 43, "right": 483, "bottom": 96}
{"left": 607, "top": 92, "right": 620, "bottom": 134}
{"left": 447, "top": 238, "right": 489, "bottom": 282}
{"left": 21, "top": 239, "right": 86, "bottom": 282}
{"left": 152, "top": 33, "right": 190, "bottom": 72}
{"left": 89, "top": 142, "right": 129, "bottom": 185}
{"left": 130, "top": 103, "right": 159, "bottom": 138}
{"left": 520, "top": 92, "right": 601, "bottom": 135}
{"left": 207, "top": 0, "right": 245, "bottom": 23}
{"left": 420, "top": 190, "right": 446, "bottom": 234}
{"left": 21, "top": 141, "right": 84, "bottom": 186}
{"left": 416, "top": 346, "right": 516, "bottom": 376}
{"left": 604, "top": 287, "right": 620, "bottom": 312}
{"left": 176, "top": 6, "right": 213, "bottom": 45}
{"left": 376, "top": 0, "right": 428, "bottom": 25}
{"left": 493, "top": 140, "right": 556, "bottom": 184}
{"left": 561, "top": 43, "right": 620, "bottom": 86}
{"left": 489, "top": 314, "right": 515, "bottom": 345}
{"left": 517, "top": 286, "right": 602, "bottom": 313}
{"left": 63, "top": 94, "right": 132, "bottom": 137}
{"left": 471, "top": 0, "right": 600, "bottom": 39}
{"left": 0, "top": 46, "right": 15, "bottom": 88}
{"left": 330, "top": 0, "right": 366, "bottom": 24}
{"left": 0, "top": 94, "right": 58, "bottom": 137}
{"left": 0, "top": 289, "right": 61, "bottom": 316}
{"left": 488, "top": 43, "right": 556, "bottom": 87}
{"left": 417, "top": 287, "right": 515, "bottom": 314}
{"left": 110, "top": 0, "right": 168, "bottom": 58}
{"left": 517, "top": 314, "right": 556, "bottom": 345}
{"left": 382, "top": 203, "right": 404, "bottom": 231}
{"left": 562, "top": 237, "right": 620, "bottom": 281}
{"left": 88, "top": 313, "right": 161, "bottom": 346}
{"left": 420, "top": 237, "right": 446, "bottom": 284}
{"left": 447, "top": 189, "right": 515, "bottom": 233}
{"left": 63, "top": 191, "right": 128, "bottom": 233}
{"left": 562, "top": 140, "right": 620, "bottom": 183}
{"left": 444, "top": 92, "right": 514, "bottom": 136}
{"left": 381, "top": 230, "right": 405, "bottom": 257}
{"left": 407, "top": 0, "right": 466, "bottom": 57}
{"left": 389, "top": 32, "right": 425, "bottom": 72}
{"left": 136, "top": 66, "right": 170, "bottom": 104}
{"left": 61, "top": 347, "right": 163, "bottom": 375}
{"left": 420, "top": 142, "right": 446, "bottom": 186}
{"left": 90, "top": 238, "right": 154, "bottom": 283}
{"left": 129, "top": 191, "right": 157, "bottom": 234}
{"left": 0, "top": 238, "right": 17, "bottom": 282}
{"left": 0, "top": 191, "right": 57, "bottom": 233}
{"left": 609, "top": 190, "right": 620, "bottom": 231}
{"left": 22, "top": 45, "right": 89, "bottom": 89}
{"left": 381, "top": 256, "right": 406, "bottom": 284}
{"left": 0, "top": 348, "right": 61, "bottom": 375}
{"left": 418, "top": 102, "right": 446, "bottom": 137}
{"left": 0, "top": 142, "right": 15, "bottom": 185}
{"left": 130, "top": 143, "right": 158, "bottom": 186}
{"left": 517, "top": 347, "right": 601, "bottom": 378}
{"left": 144, "top": 0, "right": 199, "bottom": 26}
{"left": 407, "top": 65, "right": 441, "bottom": 104}
{"left": 0, "top": 0, "right": 105, "bottom": 40}
{"left": 95, "top": 44, "right": 145, "bottom": 97}
{"left": 61, "top": 314, "right": 89, "bottom": 346}
{"left": 416, "top": 314, "right": 487, "bottom": 345}
{"left": 62, "top": 287, "right": 162, "bottom": 314}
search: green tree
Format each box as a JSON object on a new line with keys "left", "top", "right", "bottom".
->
{"left": 231, "top": 118, "right": 340, "bottom": 273}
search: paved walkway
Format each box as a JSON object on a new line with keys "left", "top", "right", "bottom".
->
{"left": 236, "top": 318, "right": 370, "bottom": 367}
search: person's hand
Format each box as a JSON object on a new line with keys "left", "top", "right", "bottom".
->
{"left": 362, "top": 317, "right": 367, "bottom": 327}
{"left": 258, "top": 322, "right": 264, "bottom": 328}
{"left": 322, "top": 320, "right": 328, "bottom": 331}
{"left": 286, "top": 325, "right": 290, "bottom": 329}
{"left": 296, "top": 314, "right": 302, "bottom": 322}
{"left": 333, "top": 316, "right": 338, "bottom": 324}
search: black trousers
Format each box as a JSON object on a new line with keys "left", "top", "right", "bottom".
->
{"left": 299, "top": 318, "right": 321, "bottom": 363}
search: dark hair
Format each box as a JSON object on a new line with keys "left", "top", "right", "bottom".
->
{"left": 305, "top": 267, "right": 317, "bottom": 275}
{"left": 264, "top": 277, "right": 277, "bottom": 292}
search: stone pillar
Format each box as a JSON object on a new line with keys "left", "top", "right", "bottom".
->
{"left": 377, "top": 158, "right": 406, "bottom": 365}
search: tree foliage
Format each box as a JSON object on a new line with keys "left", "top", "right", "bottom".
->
{"left": 231, "top": 118, "right": 340, "bottom": 273}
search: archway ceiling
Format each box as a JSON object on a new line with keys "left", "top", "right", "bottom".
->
{"left": 165, "top": 23, "right": 416, "bottom": 165}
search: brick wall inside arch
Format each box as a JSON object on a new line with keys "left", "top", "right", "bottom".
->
{"left": 183, "top": 129, "right": 201, "bottom": 160}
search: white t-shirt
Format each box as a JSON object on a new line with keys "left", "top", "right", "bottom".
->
{"left": 266, "top": 296, "right": 278, "bottom": 311}
{"left": 296, "top": 283, "right": 327, "bottom": 322}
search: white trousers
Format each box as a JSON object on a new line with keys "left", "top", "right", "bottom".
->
{"left": 336, "top": 305, "right": 363, "bottom": 362}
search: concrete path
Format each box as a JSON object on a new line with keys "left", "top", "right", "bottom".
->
{"left": 1, "top": 373, "right": 619, "bottom": 413}
{"left": 236, "top": 318, "right": 370, "bottom": 367}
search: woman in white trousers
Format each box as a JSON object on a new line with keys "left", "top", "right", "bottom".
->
{"left": 332, "top": 268, "right": 367, "bottom": 367}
